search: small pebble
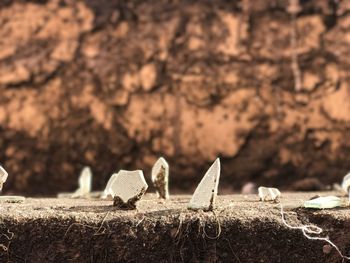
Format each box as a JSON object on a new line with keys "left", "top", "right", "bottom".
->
{"left": 241, "top": 182, "right": 256, "bottom": 194}
{"left": 323, "top": 244, "right": 332, "bottom": 254}
{"left": 258, "top": 186, "right": 281, "bottom": 202}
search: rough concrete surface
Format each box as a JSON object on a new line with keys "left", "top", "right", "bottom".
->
{"left": 1, "top": 0, "right": 350, "bottom": 195}
{"left": 0, "top": 192, "right": 349, "bottom": 262}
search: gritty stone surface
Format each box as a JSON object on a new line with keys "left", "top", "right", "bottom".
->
{"left": 0, "top": 192, "right": 349, "bottom": 262}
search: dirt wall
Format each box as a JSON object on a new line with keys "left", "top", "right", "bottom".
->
{"left": 1, "top": 0, "right": 350, "bottom": 195}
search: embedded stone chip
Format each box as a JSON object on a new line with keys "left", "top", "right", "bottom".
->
{"left": 110, "top": 170, "right": 148, "bottom": 209}
{"left": 151, "top": 157, "right": 169, "bottom": 199}
{"left": 101, "top": 173, "right": 118, "bottom": 199}
{"left": 304, "top": 196, "right": 342, "bottom": 209}
{"left": 71, "top": 166, "right": 92, "bottom": 198}
{"left": 0, "top": 195, "right": 25, "bottom": 203}
{"left": 188, "top": 158, "right": 221, "bottom": 211}
{"left": 0, "top": 165, "right": 8, "bottom": 192}
{"left": 258, "top": 187, "right": 281, "bottom": 202}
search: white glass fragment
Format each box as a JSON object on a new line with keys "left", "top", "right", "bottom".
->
{"left": 304, "top": 196, "right": 342, "bottom": 209}
{"left": 258, "top": 187, "right": 281, "bottom": 202}
{"left": 151, "top": 157, "right": 169, "bottom": 199}
{"left": 71, "top": 166, "right": 92, "bottom": 198}
{"left": 110, "top": 170, "right": 148, "bottom": 209}
{"left": 0, "top": 166, "right": 8, "bottom": 192}
{"left": 188, "top": 158, "right": 220, "bottom": 211}
{"left": 341, "top": 172, "right": 350, "bottom": 194}
{"left": 101, "top": 173, "right": 118, "bottom": 199}
{"left": 0, "top": 166, "right": 25, "bottom": 202}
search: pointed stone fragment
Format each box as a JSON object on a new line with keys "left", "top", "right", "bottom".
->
{"left": 258, "top": 187, "right": 281, "bottom": 202}
{"left": 0, "top": 165, "right": 8, "bottom": 192}
{"left": 188, "top": 158, "right": 220, "bottom": 211}
{"left": 110, "top": 170, "right": 148, "bottom": 210}
{"left": 101, "top": 173, "right": 118, "bottom": 199}
{"left": 151, "top": 157, "right": 169, "bottom": 199}
{"left": 71, "top": 167, "right": 92, "bottom": 198}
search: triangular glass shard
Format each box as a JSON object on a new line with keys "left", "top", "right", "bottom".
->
{"left": 151, "top": 157, "right": 169, "bottom": 199}
{"left": 0, "top": 166, "right": 8, "bottom": 192}
{"left": 72, "top": 166, "right": 92, "bottom": 198}
{"left": 110, "top": 170, "right": 148, "bottom": 209}
{"left": 258, "top": 187, "right": 281, "bottom": 202}
{"left": 188, "top": 158, "right": 220, "bottom": 211}
{"left": 101, "top": 173, "right": 118, "bottom": 199}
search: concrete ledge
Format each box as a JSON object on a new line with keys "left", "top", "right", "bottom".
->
{"left": 0, "top": 193, "right": 349, "bottom": 262}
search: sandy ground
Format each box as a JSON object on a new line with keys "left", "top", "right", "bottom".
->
{"left": 0, "top": 192, "right": 349, "bottom": 222}
{"left": 0, "top": 192, "right": 349, "bottom": 262}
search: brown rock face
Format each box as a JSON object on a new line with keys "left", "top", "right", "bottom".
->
{"left": 0, "top": 0, "right": 349, "bottom": 195}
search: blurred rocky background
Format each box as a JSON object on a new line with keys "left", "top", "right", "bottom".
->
{"left": 0, "top": 0, "right": 350, "bottom": 195}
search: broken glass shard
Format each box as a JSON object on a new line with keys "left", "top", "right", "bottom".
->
{"left": 101, "top": 173, "right": 118, "bottom": 199}
{"left": 341, "top": 172, "right": 350, "bottom": 194}
{"left": 188, "top": 158, "right": 220, "bottom": 211}
{"left": 0, "top": 166, "right": 8, "bottom": 192}
{"left": 304, "top": 196, "right": 342, "bottom": 209}
{"left": 151, "top": 157, "right": 169, "bottom": 199}
{"left": 71, "top": 166, "right": 92, "bottom": 198}
{"left": 110, "top": 170, "right": 148, "bottom": 209}
{"left": 258, "top": 187, "right": 281, "bottom": 202}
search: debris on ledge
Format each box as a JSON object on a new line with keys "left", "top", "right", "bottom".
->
{"left": 304, "top": 196, "right": 344, "bottom": 209}
{"left": 151, "top": 157, "right": 169, "bottom": 199}
{"left": 71, "top": 167, "right": 92, "bottom": 198}
{"left": 0, "top": 166, "right": 25, "bottom": 203}
{"left": 341, "top": 173, "right": 350, "bottom": 198}
{"left": 188, "top": 158, "right": 220, "bottom": 211}
{"left": 101, "top": 173, "right": 118, "bottom": 199}
{"left": 258, "top": 187, "right": 281, "bottom": 202}
{"left": 0, "top": 165, "right": 8, "bottom": 192}
{"left": 58, "top": 167, "right": 92, "bottom": 198}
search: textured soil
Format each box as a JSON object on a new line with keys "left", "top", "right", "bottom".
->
{"left": 1, "top": 0, "right": 350, "bottom": 195}
{"left": 0, "top": 192, "right": 350, "bottom": 262}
